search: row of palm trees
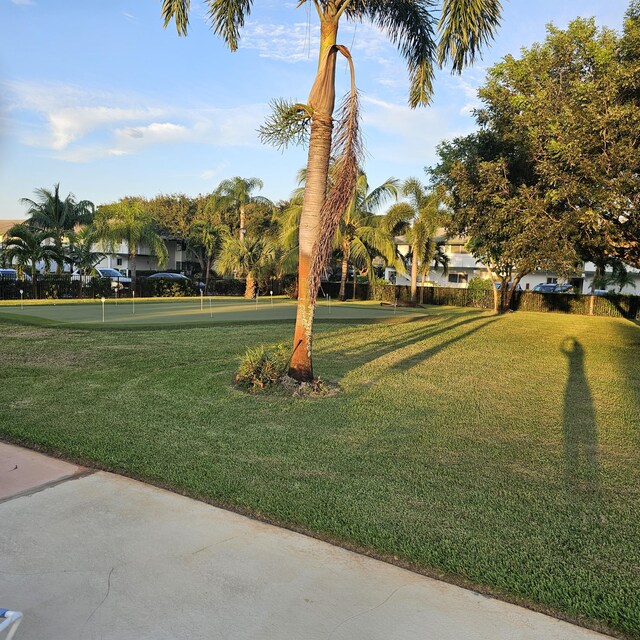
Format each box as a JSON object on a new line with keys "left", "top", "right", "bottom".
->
{"left": 1, "top": 175, "right": 449, "bottom": 301}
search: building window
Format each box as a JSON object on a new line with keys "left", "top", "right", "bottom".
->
{"left": 116, "top": 258, "right": 123, "bottom": 266}
{"left": 546, "top": 277, "right": 558, "bottom": 284}
{"left": 448, "top": 273, "right": 468, "bottom": 284}
{"left": 446, "top": 244, "right": 467, "bottom": 254}
{"left": 176, "top": 261, "right": 182, "bottom": 271}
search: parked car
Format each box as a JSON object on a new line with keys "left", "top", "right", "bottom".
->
{"left": 553, "top": 283, "right": 576, "bottom": 294}
{"left": 494, "top": 282, "right": 523, "bottom": 291}
{"left": 146, "top": 272, "right": 206, "bottom": 290}
{"left": 532, "top": 283, "right": 558, "bottom": 293}
{"left": 0, "top": 268, "right": 32, "bottom": 282}
{"left": 72, "top": 267, "right": 131, "bottom": 289}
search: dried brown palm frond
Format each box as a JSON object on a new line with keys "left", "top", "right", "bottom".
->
{"left": 308, "top": 45, "right": 363, "bottom": 305}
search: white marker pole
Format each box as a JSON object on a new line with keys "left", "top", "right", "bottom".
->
{"left": 200, "top": 289, "right": 204, "bottom": 311}
{"left": 132, "top": 290, "right": 135, "bottom": 315}
{"left": 270, "top": 290, "right": 273, "bottom": 307}
{"left": 101, "top": 296, "right": 106, "bottom": 323}
{"left": 19, "top": 289, "right": 23, "bottom": 310}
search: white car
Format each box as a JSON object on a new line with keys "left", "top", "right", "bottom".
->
{"left": 72, "top": 268, "right": 132, "bottom": 288}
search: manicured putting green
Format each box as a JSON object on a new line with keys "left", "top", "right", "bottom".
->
{"left": 0, "top": 297, "right": 427, "bottom": 327}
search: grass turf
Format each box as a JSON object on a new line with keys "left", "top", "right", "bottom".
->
{"left": 0, "top": 306, "right": 639, "bottom": 638}
{"left": 0, "top": 297, "right": 426, "bottom": 327}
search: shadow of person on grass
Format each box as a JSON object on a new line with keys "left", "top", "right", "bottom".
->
{"left": 560, "top": 338, "right": 600, "bottom": 496}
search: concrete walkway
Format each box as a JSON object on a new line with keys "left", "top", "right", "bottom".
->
{"left": 0, "top": 443, "right": 611, "bottom": 640}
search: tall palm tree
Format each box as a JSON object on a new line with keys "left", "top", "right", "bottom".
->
{"left": 385, "top": 178, "right": 446, "bottom": 304}
{"left": 21, "top": 183, "right": 94, "bottom": 273}
{"left": 335, "top": 173, "right": 398, "bottom": 301}
{"left": 216, "top": 235, "right": 275, "bottom": 298}
{"left": 3, "top": 224, "right": 61, "bottom": 296}
{"left": 94, "top": 199, "right": 169, "bottom": 289}
{"left": 216, "top": 177, "right": 272, "bottom": 240}
{"left": 162, "top": 0, "right": 502, "bottom": 381}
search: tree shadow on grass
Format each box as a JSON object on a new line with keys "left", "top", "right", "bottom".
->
{"left": 324, "top": 310, "right": 496, "bottom": 376}
{"left": 389, "top": 316, "right": 498, "bottom": 373}
{"left": 560, "top": 338, "right": 600, "bottom": 497}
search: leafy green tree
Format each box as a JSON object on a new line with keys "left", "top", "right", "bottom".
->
{"left": 146, "top": 193, "right": 198, "bottom": 239}
{"left": 20, "top": 183, "right": 94, "bottom": 273}
{"left": 431, "top": 135, "right": 580, "bottom": 312}
{"left": 475, "top": 12, "right": 640, "bottom": 269}
{"left": 3, "top": 224, "right": 61, "bottom": 295}
{"left": 162, "top": 0, "right": 502, "bottom": 381}
{"left": 94, "top": 199, "right": 169, "bottom": 288}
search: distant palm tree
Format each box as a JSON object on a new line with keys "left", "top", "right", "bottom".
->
{"left": 216, "top": 236, "right": 275, "bottom": 298}
{"left": 21, "top": 183, "right": 94, "bottom": 273}
{"left": 335, "top": 173, "right": 398, "bottom": 301}
{"left": 67, "top": 226, "right": 104, "bottom": 297}
{"left": 94, "top": 199, "right": 168, "bottom": 289}
{"left": 162, "top": 0, "right": 503, "bottom": 381}
{"left": 216, "top": 177, "right": 272, "bottom": 240}
{"left": 187, "top": 200, "right": 230, "bottom": 294}
{"left": 385, "top": 178, "right": 446, "bottom": 304}
{"left": 3, "top": 224, "right": 61, "bottom": 295}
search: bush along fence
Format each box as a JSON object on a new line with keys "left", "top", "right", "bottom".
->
{"left": 1, "top": 274, "right": 637, "bottom": 320}
{"left": 0, "top": 274, "right": 257, "bottom": 301}
{"left": 319, "top": 281, "right": 639, "bottom": 320}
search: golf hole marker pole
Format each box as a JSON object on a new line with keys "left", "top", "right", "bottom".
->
{"left": 101, "top": 296, "right": 106, "bottom": 323}
{"left": 19, "top": 289, "right": 23, "bottom": 310}
{"left": 200, "top": 289, "right": 204, "bottom": 311}
{"left": 270, "top": 290, "right": 273, "bottom": 307}
{"left": 132, "top": 290, "right": 135, "bottom": 315}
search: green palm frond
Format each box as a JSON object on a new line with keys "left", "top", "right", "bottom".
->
{"left": 345, "top": 1, "right": 438, "bottom": 107}
{"left": 438, "top": 0, "right": 502, "bottom": 73}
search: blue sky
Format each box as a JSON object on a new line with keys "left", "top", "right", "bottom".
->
{"left": 0, "top": 0, "right": 630, "bottom": 217}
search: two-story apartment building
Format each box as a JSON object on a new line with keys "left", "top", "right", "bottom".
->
{"left": 385, "top": 232, "right": 640, "bottom": 295}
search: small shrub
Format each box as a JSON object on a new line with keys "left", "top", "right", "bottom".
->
{"left": 235, "top": 344, "right": 289, "bottom": 391}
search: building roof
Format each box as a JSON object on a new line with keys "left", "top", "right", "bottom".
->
{"left": 0, "top": 220, "right": 26, "bottom": 238}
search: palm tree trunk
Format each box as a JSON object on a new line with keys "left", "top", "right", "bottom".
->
{"left": 239, "top": 205, "right": 246, "bottom": 240}
{"left": 339, "top": 251, "right": 349, "bottom": 301}
{"left": 289, "top": 16, "right": 338, "bottom": 382}
{"left": 32, "top": 263, "right": 38, "bottom": 299}
{"left": 205, "top": 255, "right": 211, "bottom": 294}
{"left": 130, "top": 251, "right": 137, "bottom": 291}
{"left": 410, "top": 246, "right": 419, "bottom": 304}
{"left": 244, "top": 273, "right": 255, "bottom": 299}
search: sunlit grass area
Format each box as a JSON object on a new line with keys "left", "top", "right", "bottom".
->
{"left": 1, "top": 308, "right": 638, "bottom": 638}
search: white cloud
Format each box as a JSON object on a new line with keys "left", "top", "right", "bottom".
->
{"left": 200, "top": 162, "right": 229, "bottom": 181}
{"left": 240, "top": 22, "right": 319, "bottom": 62}
{"left": 4, "top": 81, "right": 269, "bottom": 163}
{"left": 361, "top": 95, "right": 474, "bottom": 166}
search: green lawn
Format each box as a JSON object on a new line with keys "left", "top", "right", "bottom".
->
{"left": 1, "top": 306, "right": 639, "bottom": 638}
{"left": 0, "top": 297, "right": 426, "bottom": 327}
